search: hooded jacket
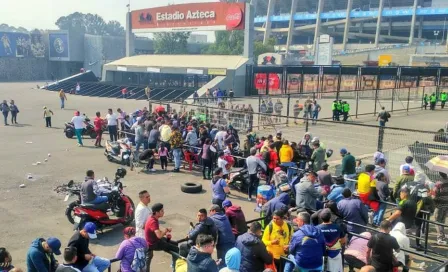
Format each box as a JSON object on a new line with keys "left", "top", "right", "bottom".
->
{"left": 26, "top": 238, "right": 58, "bottom": 272}
{"left": 188, "top": 217, "right": 218, "bottom": 246}
{"left": 175, "top": 258, "right": 188, "bottom": 272}
{"left": 235, "top": 232, "right": 273, "bottom": 272}
{"left": 390, "top": 222, "right": 410, "bottom": 265}
{"left": 279, "top": 144, "right": 294, "bottom": 163}
{"left": 289, "top": 224, "right": 326, "bottom": 269}
{"left": 295, "top": 176, "right": 320, "bottom": 210}
{"left": 220, "top": 247, "right": 241, "bottom": 271}
{"left": 337, "top": 197, "right": 369, "bottom": 234}
{"left": 264, "top": 193, "right": 290, "bottom": 221}
{"left": 374, "top": 165, "right": 391, "bottom": 183}
{"left": 225, "top": 205, "right": 248, "bottom": 236}
{"left": 327, "top": 184, "right": 345, "bottom": 203}
{"left": 210, "top": 212, "right": 235, "bottom": 247}
{"left": 187, "top": 246, "right": 218, "bottom": 272}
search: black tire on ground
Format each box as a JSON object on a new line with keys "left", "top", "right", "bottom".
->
{"left": 66, "top": 200, "right": 80, "bottom": 224}
{"left": 65, "top": 129, "right": 74, "bottom": 138}
{"left": 181, "top": 182, "right": 203, "bottom": 194}
{"left": 89, "top": 130, "right": 97, "bottom": 139}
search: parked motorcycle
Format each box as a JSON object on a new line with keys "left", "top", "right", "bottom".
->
{"left": 64, "top": 115, "right": 97, "bottom": 139}
{"left": 64, "top": 168, "right": 135, "bottom": 231}
{"left": 228, "top": 168, "right": 250, "bottom": 192}
{"left": 104, "top": 139, "right": 132, "bottom": 166}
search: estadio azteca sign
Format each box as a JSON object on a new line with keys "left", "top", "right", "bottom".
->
{"left": 131, "top": 2, "right": 245, "bottom": 33}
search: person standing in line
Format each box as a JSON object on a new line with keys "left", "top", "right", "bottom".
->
{"left": 0, "top": 100, "right": 10, "bottom": 126}
{"left": 311, "top": 100, "right": 321, "bottom": 125}
{"left": 366, "top": 220, "right": 400, "bottom": 272}
{"left": 145, "top": 86, "right": 151, "bottom": 100}
{"left": 293, "top": 100, "right": 303, "bottom": 124}
{"left": 187, "top": 234, "right": 219, "bottom": 272}
{"left": 9, "top": 100, "right": 19, "bottom": 124}
{"left": 121, "top": 87, "right": 127, "bottom": 99}
{"left": 342, "top": 101, "right": 350, "bottom": 122}
{"left": 423, "top": 94, "right": 429, "bottom": 110}
{"left": 75, "top": 83, "right": 80, "bottom": 95}
{"left": 58, "top": 89, "right": 67, "bottom": 109}
{"left": 135, "top": 190, "right": 151, "bottom": 239}
{"left": 209, "top": 205, "right": 235, "bottom": 269}
{"left": 158, "top": 142, "right": 168, "bottom": 171}
{"left": 106, "top": 108, "right": 118, "bottom": 142}
{"left": 331, "top": 100, "right": 338, "bottom": 121}
{"left": 222, "top": 200, "right": 248, "bottom": 239}
{"left": 274, "top": 99, "right": 283, "bottom": 123}
{"left": 201, "top": 138, "right": 213, "bottom": 179}
{"left": 170, "top": 125, "right": 183, "bottom": 172}
{"left": 337, "top": 189, "right": 369, "bottom": 236}
{"left": 43, "top": 106, "right": 54, "bottom": 128}
{"left": 246, "top": 147, "right": 267, "bottom": 201}
{"left": 317, "top": 209, "right": 346, "bottom": 272}
{"left": 93, "top": 112, "right": 105, "bottom": 148}
{"left": 71, "top": 111, "right": 85, "bottom": 147}
{"left": 440, "top": 91, "right": 447, "bottom": 109}
{"left": 429, "top": 92, "right": 437, "bottom": 110}
{"left": 340, "top": 148, "right": 357, "bottom": 192}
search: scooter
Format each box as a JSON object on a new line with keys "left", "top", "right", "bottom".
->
{"left": 64, "top": 168, "right": 135, "bottom": 231}
{"left": 104, "top": 139, "right": 132, "bottom": 167}
{"left": 64, "top": 115, "right": 97, "bottom": 139}
{"left": 228, "top": 168, "right": 250, "bottom": 192}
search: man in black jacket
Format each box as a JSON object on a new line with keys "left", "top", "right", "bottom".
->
{"left": 235, "top": 222, "right": 273, "bottom": 272}
{"left": 188, "top": 209, "right": 218, "bottom": 246}
{"left": 187, "top": 234, "right": 219, "bottom": 272}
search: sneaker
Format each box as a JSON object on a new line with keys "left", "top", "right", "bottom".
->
{"left": 77, "top": 144, "right": 83, "bottom": 147}
{"left": 437, "top": 238, "right": 447, "bottom": 246}
{"left": 415, "top": 245, "right": 425, "bottom": 251}
{"left": 247, "top": 197, "right": 252, "bottom": 201}
{"left": 150, "top": 168, "right": 156, "bottom": 172}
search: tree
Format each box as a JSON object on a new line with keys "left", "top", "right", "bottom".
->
{"left": 55, "top": 12, "right": 125, "bottom": 36}
{"left": 0, "top": 24, "right": 28, "bottom": 33}
{"left": 154, "top": 32, "right": 190, "bottom": 54}
{"left": 254, "top": 38, "right": 276, "bottom": 62}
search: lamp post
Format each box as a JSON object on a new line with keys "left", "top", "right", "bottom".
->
{"left": 434, "top": 30, "right": 440, "bottom": 57}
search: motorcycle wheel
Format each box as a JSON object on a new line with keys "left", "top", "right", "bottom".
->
{"left": 124, "top": 196, "right": 135, "bottom": 226}
{"left": 65, "top": 129, "right": 74, "bottom": 138}
{"left": 66, "top": 200, "right": 80, "bottom": 224}
{"left": 89, "top": 130, "right": 97, "bottom": 139}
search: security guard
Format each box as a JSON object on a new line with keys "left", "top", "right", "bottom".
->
{"left": 430, "top": 93, "right": 437, "bottom": 110}
{"left": 440, "top": 91, "right": 447, "bottom": 109}
{"left": 336, "top": 100, "right": 343, "bottom": 121}
{"left": 332, "top": 100, "right": 338, "bottom": 121}
{"left": 423, "top": 94, "right": 429, "bottom": 110}
{"left": 342, "top": 101, "right": 350, "bottom": 121}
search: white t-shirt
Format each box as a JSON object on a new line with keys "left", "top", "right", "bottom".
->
{"left": 75, "top": 85, "right": 80, "bottom": 91}
{"left": 106, "top": 113, "right": 118, "bottom": 126}
{"left": 135, "top": 202, "right": 152, "bottom": 238}
{"left": 71, "top": 116, "right": 85, "bottom": 129}
{"left": 218, "top": 158, "right": 229, "bottom": 175}
{"left": 215, "top": 131, "right": 228, "bottom": 150}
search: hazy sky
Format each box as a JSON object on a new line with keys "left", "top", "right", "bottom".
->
{"left": 2, "top": 0, "right": 218, "bottom": 30}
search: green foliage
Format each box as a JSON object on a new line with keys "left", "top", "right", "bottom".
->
{"left": 254, "top": 38, "right": 276, "bottom": 61}
{"left": 56, "top": 12, "right": 125, "bottom": 36}
{"left": 0, "top": 24, "right": 29, "bottom": 33}
{"left": 154, "top": 32, "right": 190, "bottom": 54}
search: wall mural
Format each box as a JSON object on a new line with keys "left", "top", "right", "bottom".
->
{"left": 0, "top": 31, "right": 46, "bottom": 58}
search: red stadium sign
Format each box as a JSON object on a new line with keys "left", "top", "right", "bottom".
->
{"left": 255, "top": 74, "right": 280, "bottom": 90}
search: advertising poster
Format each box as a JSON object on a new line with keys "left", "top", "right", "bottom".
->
{"left": 254, "top": 73, "right": 280, "bottom": 94}
{"left": 30, "top": 31, "right": 46, "bottom": 58}
{"left": 49, "top": 33, "right": 69, "bottom": 60}
{"left": 0, "top": 32, "right": 32, "bottom": 57}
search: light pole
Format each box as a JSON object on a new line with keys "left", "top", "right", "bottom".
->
{"left": 434, "top": 30, "right": 440, "bottom": 57}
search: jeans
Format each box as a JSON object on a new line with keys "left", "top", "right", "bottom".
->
{"left": 60, "top": 98, "right": 65, "bottom": 109}
{"left": 283, "top": 254, "right": 323, "bottom": 272}
{"left": 434, "top": 207, "right": 448, "bottom": 239}
{"left": 11, "top": 111, "right": 17, "bottom": 123}
{"left": 75, "top": 128, "right": 83, "bottom": 145}
{"left": 379, "top": 120, "right": 386, "bottom": 127}
{"left": 95, "top": 130, "right": 102, "bottom": 146}
{"left": 146, "top": 238, "right": 179, "bottom": 272}
{"left": 45, "top": 117, "right": 52, "bottom": 127}
{"left": 2, "top": 112, "right": 8, "bottom": 125}
{"left": 344, "top": 173, "right": 357, "bottom": 192}
{"left": 81, "top": 256, "right": 110, "bottom": 272}
{"left": 108, "top": 125, "right": 118, "bottom": 142}
{"left": 172, "top": 148, "right": 182, "bottom": 169}
{"left": 90, "top": 195, "right": 108, "bottom": 204}
{"left": 248, "top": 174, "right": 259, "bottom": 199}
{"left": 202, "top": 158, "right": 212, "bottom": 178}
{"left": 312, "top": 111, "right": 319, "bottom": 124}
{"left": 373, "top": 202, "right": 387, "bottom": 225}
{"left": 135, "top": 140, "right": 144, "bottom": 156}
{"left": 281, "top": 162, "right": 296, "bottom": 181}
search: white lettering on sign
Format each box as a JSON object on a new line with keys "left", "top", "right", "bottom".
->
{"left": 156, "top": 10, "right": 216, "bottom": 21}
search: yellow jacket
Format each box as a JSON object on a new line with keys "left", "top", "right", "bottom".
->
{"left": 279, "top": 144, "right": 293, "bottom": 163}
{"left": 357, "top": 172, "right": 376, "bottom": 194}
{"left": 175, "top": 258, "right": 187, "bottom": 272}
{"left": 262, "top": 221, "right": 292, "bottom": 259}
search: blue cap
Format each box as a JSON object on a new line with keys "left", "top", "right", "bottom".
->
{"left": 340, "top": 148, "right": 348, "bottom": 155}
{"left": 83, "top": 222, "right": 97, "bottom": 239}
{"left": 47, "top": 237, "right": 61, "bottom": 255}
{"left": 402, "top": 165, "right": 410, "bottom": 172}
{"left": 222, "top": 200, "right": 232, "bottom": 208}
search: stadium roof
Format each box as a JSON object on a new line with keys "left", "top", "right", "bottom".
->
{"left": 105, "top": 55, "right": 249, "bottom": 70}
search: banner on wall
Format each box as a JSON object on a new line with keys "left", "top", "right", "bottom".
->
{"left": 30, "top": 31, "right": 46, "bottom": 58}
{"left": 49, "top": 33, "right": 69, "bottom": 60}
{"left": 255, "top": 73, "right": 280, "bottom": 90}
{"left": 0, "top": 32, "right": 32, "bottom": 57}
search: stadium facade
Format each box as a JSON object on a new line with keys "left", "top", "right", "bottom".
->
{"left": 253, "top": 0, "right": 448, "bottom": 52}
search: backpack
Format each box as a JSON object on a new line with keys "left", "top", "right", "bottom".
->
{"left": 268, "top": 221, "right": 292, "bottom": 236}
{"left": 129, "top": 240, "right": 147, "bottom": 272}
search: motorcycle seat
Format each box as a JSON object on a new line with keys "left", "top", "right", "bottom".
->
{"left": 81, "top": 202, "right": 109, "bottom": 211}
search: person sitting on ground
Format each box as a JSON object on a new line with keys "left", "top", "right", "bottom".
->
{"left": 26, "top": 236, "right": 61, "bottom": 272}
{"left": 390, "top": 222, "right": 411, "bottom": 272}
{"left": 262, "top": 209, "right": 292, "bottom": 270}
{"left": 367, "top": 220, "right": 400, "bottom": 272}
{"left": 80, "top": 170, "right": 108, "bottom": 205}
{"left": 68, "top": 222, "right": 110, "bottom": 272}
{"left": 55, "top": 247, "right": 81, "bottom": 272}
{"left": 222, "top": 200, "right": 248, "bottom": 239}
{"left": 337, "top": 188, "right": 369, "bottom": 236}
{"left": 115, "top": 227, "right": 147, "bottom": 272}
{"left": 219, "top": 247, "right": 241, "bottom": 272}
{"left": 209, "top": 205, "right": 235, "bottom": 268}
{"left": 317, "top": 209, "right": 346, "bottom": 272}
{"left": 235, "top": 222, "right": 273, "bottom": 272}
{"left": 284, "top": 212, "right": 326, "bottom": 272}
{"left": 327, "top": 176, "right": 345, "bottom": 203}
{"left": 188, "top": 208, "right": 218, "bottom": 246}
{"left": 344, "top": 232, "right": 372, "bottom": 271}
{"left": 187, "top": 234, "right": 219, "bottom": 272}
{"left": 174, "top": 244, "right": 189, "bottom": 272}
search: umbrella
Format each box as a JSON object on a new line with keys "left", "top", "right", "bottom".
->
{"left": 425, "top": 155, "right": 448, "bottom": 174}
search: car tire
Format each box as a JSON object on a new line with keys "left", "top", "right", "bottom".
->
{"left": 181, "top": 182, "right": 203, "bottom": 194}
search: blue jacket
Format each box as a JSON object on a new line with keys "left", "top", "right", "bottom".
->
{"left": 337, "top": 197, "right": 369, "bottom": 234}
{"left": 235, "top": 233, "right": 272, "bottom": 272}
{"left": 187, "top": 246, "right": 218, "bottom": 272}
{"left": 210, "top": 212, "right": 235, "bottom": 247}
{"left": 264, "top": 192, "right": 290, "bottom": 220}
{"left": 26, "top": 238, "right": 58, "bottom": 272}
{"left": 327, "top": 184, "right": 345, "bottom": 203}
{"left": 188, "top": 217, "right": 218, "bottom": 246}
{"left": 289, "top": 224, "right": 326, "bottom": 270}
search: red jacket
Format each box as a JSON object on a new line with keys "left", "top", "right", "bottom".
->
{"left": 268, "top": 150, "right": 278, "bottom": 170}
{"left": 225, "top": 205, "right": 248, "bottom": 236}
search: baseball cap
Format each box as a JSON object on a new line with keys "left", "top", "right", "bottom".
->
{"left": 402, "top": 165, "right": 410, "bottom": 172}
{"left": 46, "top": 237, "right": 62, "bottom": 255}
{"left": 83, "top": 222, "right": 97, "bottom": 239}
{"left": 340, "top": 148, "right": 347, "bottom": 155}
{"left": 274, "top": 167, "right": 282, "bottom": 173}
{"left": 311, "top": 137, "right": 320, "bottom": 143}
{"left": 222, "top": 200, "right": 232, "bottom": 208}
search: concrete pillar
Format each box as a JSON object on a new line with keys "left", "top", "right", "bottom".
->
{"left": 359, "top": 22, "right": 364, "bottom": 33}
{"left": 286, "top": 0, "right": 299, "bottom": 53}
{"left": 342, "top": 0, "right": 353, "bottom": 51}
{"left": 263, "top": 0, "right": 276, "bottom": 44}
{"left": 388, "top": 19, "right": 392, "bottom": 36}
{"left": 409, "top": 0, "right": 418, "bottom": 44}
{"left": 374, "top": 0, "right": 384, "bottom": 47}
{"left": 313, "top": 0, "right": 325, "bottom": 54}
{"left": 418, "top": 17, "right": 423, "bottom": 38}
{"left": 244, "top": 3, "right": 255, "bottom": 63}
{"left": 125, "top": 12, "right": 135, "bottom": 57}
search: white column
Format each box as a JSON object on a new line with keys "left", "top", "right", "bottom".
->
{"left": 374, "top": 0, "right": 385, "bottom": 47}
{"left": 263, "top": 0, "right": 276, "bottom": 44}
{"left": 342, "top": 0, "right": 353, "bottom": 51}
{"left": 286, "top": 0, "right": 299, "bottom": 53}
{"left": 409, "top": 0, "right": 418, "bottom": 44}
{"left": 313, "top": 0, "right": 325, "bottom": 54}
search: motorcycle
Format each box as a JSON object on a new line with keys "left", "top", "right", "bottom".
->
{"left": 228, "top": 168, "right": 250, "bottom": 192}
{"left": 104, "top": 139, "right": 132, "bottom": 167}
{"left": 64, "top": 168, "right": 135, "bottom": 231}
{"left": 64, "top": 115, "right": 97, "bottom": 139}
